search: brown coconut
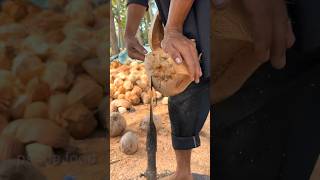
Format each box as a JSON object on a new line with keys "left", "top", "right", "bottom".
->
{"left": 1, "top": 118, "right": 70, "bottom": 148}
{"left": 26, "top": 77, "right": 51, "bottom": 102}
{"left": 0, "top": 114, "right": 9, "bottom": 133}
{"left": 59, "top": 103, "right": 97, "bottom": 139}
{"left": 67, "top": 74, "right": 103, "bottom": 109}
{"left": 110, "top": 99, "right": 132, "bottom": 111}
{"left": 20, "top": 34, "right": 51, "bottom": 58}
{"left": 110, "top": 112, "right": 126, "bottom": 137}
{"left": 211, "top": 1, "right": 261, "bottom": 104}
{"left": 0, "top": 23, "right": 27, "bottom": 41}
{"left": 140, "top": 114, "right": 162, "bottom": 131}
{"left": 23, "top": 101, "right": 48, "bottom": 119}
{"left": 65, "top": 0, "right": 94, "bottom": 26}
{"left": 0, "top": 70, "right": 16, "bottom": 108}
{"left": 82, "top": 58, "right": 106, "bottom": 86}
{"left": 0, "top": 135, "right": 24, "bottom": 160}
{"left": 26, "top": 143, "right": 53, "bottom": 166}
{"left": 48, "top": 93, "right": 68, "bottom": 121}
{"left": 0, "top": 159, "right": 46, "bottom": 180}
{"left": 1, "top": 0, "right": 28, "bottom": 21}
{"left": 119, "top": 131, "right": 138, "bottom": 155}
{"left": 11, "top": 52, "right": 44, "bottom": 84}
{"left": 10, "top": 94, "right": 32, "bottom": 120}
{"left": 0, "top": 43, "right": 14, "bottom": 70}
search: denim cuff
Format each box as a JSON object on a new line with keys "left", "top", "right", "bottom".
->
{"left": 171, "top": 134, "right": 201, "bottom": 150}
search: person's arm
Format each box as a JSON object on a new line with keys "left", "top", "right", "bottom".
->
{"left": 161, "top": 0, "right": 202, "bottom": 83}
{"left": 125, "top": 2, "right": 148, "bottom": 60}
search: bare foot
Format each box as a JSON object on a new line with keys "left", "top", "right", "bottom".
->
{"left": 162, "top": 173, "right": 193, "bottom": 180}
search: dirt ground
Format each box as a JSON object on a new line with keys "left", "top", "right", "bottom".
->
{"left": 110, "top": 104, "right": 210, "bottom": 180}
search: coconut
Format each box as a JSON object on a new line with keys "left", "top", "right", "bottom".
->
{"left": 118, "top": 107, "right": 127, "bottom": 114}
{"left": 136, "top": 79, "right": 148, "bottom": 90}
{"left": 1, "top": 0, "right": 28, "bottom": 21}
{"left": 0, "top": 114, "right": 9, "bottom": 133}
{"left": 26, "top": 143, "right": 53, "bottom": 166}
{"left": 162, "top": 97, "right": 169, "bottom": 105}
{"left": 26, "top": 77, "right": 51, "bottom": 102}
{"left": 20, "top": 34, "right": 51, "bottom": 58}
{"left": 141, "top": 92, "right": 151, "bottom": 104}
{"left": 0, "top": 23, "right": 27, "bottom": 41}
{"left": 10, "top": 94, "right": 32, "bottom": 120}
{"left": 110, "top": 99, "right": 132, "bottom": 110}
{"left": 24, "top": 101, "right": 48, "bottom": 119}
{"left": 82, "top": 58, "right": 106, "bottom": 86}
{"left": 110, "top": 112, "right": 126, "bottom": 137}
{"left": 2, "top": 118, "right": 70, "bottom": 148}
{"left": 59, "top": 103, "right": 97, "bottom": 139}
{"left": 0, "top": 70, "right": 16, "bottom": 109}
{"left": 48, "top": 93, "right": 68, "bottom": 121}
{"left": 0, "top": 43, "right": 13, "bottom": 70}
{"left": 11, "top": 52, "right": 44, "bottom": 84}
{"left": 0, "top": 135, "right": 24, "bottom": 160}
{"left": 114, "top": 78, "right": 124, "bottom": 87}
{"left": 140, "top": 114, "right": 162, "bottom": 131}
{"left": 48, "top": 0, "right": 68, "bottom": 10}
{"left": 67, "top": 74, "right": 103, "bottom": 109}
{"left": 144, "top": 50, "right": 192, "bottom": 97}
{"left": 65, "top": 0, "right": 94, "bottom": 26}
{"left": 41, "top": 61, "right": 74, "bottom": 91}
{"left": 0, "top": 159, "right": 46, "bottom": 180}
{"left": 119, "top": 131, "right": 138, "bottom": 155}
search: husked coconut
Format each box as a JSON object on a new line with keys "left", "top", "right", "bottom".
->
{"left": 113, "top": 78, "right": 124, "bottom": 87}
{"left": 1, "top": 0, "right": 28, "bottom": 21}
{"left": 65, "top": 0, "right": 94, "bottom": 26}
{"left": 126, "top": 93, "right": 140, "bottom": 105}
{"left": 140, "top": 114, "right": 162, "bottom": 131}
{"left": 110, "top": 112, "right": 126, "bottom": 137}
{"left": 24, "top": 101, "right": 48, "bottom": 119}
{"left": 20, "top": 34, "right": 51, "bottom": 58}
{"left": 42, "top": 61, "right": 74, "bottom": 91}
{"left": 136, "top": 79, "right": 148, "bottom": 90}
{"left": 2, "top": 118, "right": 70, "bottom": 148}
{"left": 155, "top": 91, "right": 162, "bottom": 99}
{"left": 117, "top": 94, "right": 125, "bottom": 99}
{"left": 110, "top": 99, "right": 132, "bottom": 110}
{"left": 44, "top": 29, "right": 65, "bottom": 43}
{"left": 131, "top": 86, "right": 143, "bottom": 96}
{"left": 120, "top": 131, "right": 138, "bottom": 155}
{"left": 0, "top": 135, "right": 24, "bottom": 160}
{"left": 26, "top": 77, "right": 51, "bottom": 101}
{"left": 110, "top": 61, "right": 121, "bottom": 69}
{"left": 123, "top": 80, "right": 133, "bottom": 90}
{"left": 59, "top": 103, "right": 97, "bottom": 139}
{"left": 48, "top": 93, "right": 68, "bottom": 121}
{"left": 10, "top": 94, "right": 32, "bottom": 120}
{"left": 0, "top": 14, "right": 14, "bottom": 26}
{"left": 144, "top": 50, "right": 192, "bottom": 96}
{"left": 128, "top": 73, "right": 139, "bottom": 83}
{"left": 98, "top": 97, "right": 108, "bottom": 129}
{"left": 48, "top": 0, "right": 68, "bottom": 10}
{"left": 110, "top": 84, "right": 116, "bottom": 97}
{"left": 117, "top": 86, "right": 126, "bottom": 94}
{"left": 11, "top": 52, "right": 44, "bottom": 84}
{"left": 141, "top": 92, "right": 151, "bottom": 104}
{"left": 0, "top": 70, "right": 16, "bottom": 107}
{"left": 82, "top": 58, "right": 106, "bottom": 86}
{"left": 67, "top": 74, "right": 103, "bottom": 109}
{"left": 26, "top": 143, "right": 53, "bottom": 166}
{"left": 0, "top": 159, "right": 46, "bottom": 180}
{"left": 118, "top": 107, "right": 127, "bottom": 114}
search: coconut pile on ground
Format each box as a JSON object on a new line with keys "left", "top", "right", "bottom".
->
{"left": 110, "top": 60, "right": 168, "bottom": 113}
{"left": 0, "top": 0, "right": 108, "bottom": 166}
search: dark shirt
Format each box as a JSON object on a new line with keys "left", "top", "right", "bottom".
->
{"left": 127, "top": 0, "right": 211, "bottom": 78}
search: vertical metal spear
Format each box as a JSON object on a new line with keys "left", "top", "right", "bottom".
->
{"left": 146, "top": 77, "right": 157, "bottom": 180}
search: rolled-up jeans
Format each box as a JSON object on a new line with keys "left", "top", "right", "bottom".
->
{"left": 168, "top": 77, "right": 210, "bottom": 150}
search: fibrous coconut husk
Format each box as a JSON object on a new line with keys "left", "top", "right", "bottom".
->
{"left": 10, "top": 94, "right": 32, "bottom": 120}
{"left": 0, "top": 23, "right": 27, "bottom": 41}
{"left": 26, "top": 143, "right": 53, "bottom": 166}
{"left": 0, "top": 43, "right": 14, "bottom": 70}
{"left": 58, "top": 103, "right": 97, "bottom": 139}
{"left": 120, "top": 131, "right": 138, "bottom": 155}
{"left": 211, "top": 1, "right": 261, "bottom": 104}
{"left": 1, "top": 118, "right": 70, "bottom": 148}
{"left": 11, "top": 52, "right": 44, "bottom": 84}
{"left": 65, "top": 0, "right": 94, "bottom": 26}
{"left": 48, "top": 0, "right": 68, "bottom": 11}
{"left": 144, "top": 49, "right": 192, "bottom": 97}
{"left": 0, "top": 70, "right": 16, "bottom": 109}
{"left": 67, "top": 74, "right": 103, "bottom": 109}
{"left": 110, "top": 112, "right": 126, "bottom": 137}
{"left": 20, "top": 34, "right": 52, "bottom": 58}
{"left": 0, "top": 114, "right": 9, "bottom": 133}
{"left": 0, "top": 135, "right": 24, "bottom": 160}
{"left": 140, "top": 114, "right": 162, "bottom": 131}
{"left": 110, "top": 99, "right": 132, "bottom": 112}
{"left": 0, "top": 159, "right": 46, "bottom": 180}
{"left": 23, "top": 101, "right": 48, "bottom": 119}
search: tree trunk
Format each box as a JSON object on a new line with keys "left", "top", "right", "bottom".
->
{"left": 110, "top": 11, "right": 120, "bottom": 56}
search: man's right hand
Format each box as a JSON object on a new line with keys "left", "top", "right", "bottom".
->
{"left": 125, "top": 35, "right": 147, "bottom": 61}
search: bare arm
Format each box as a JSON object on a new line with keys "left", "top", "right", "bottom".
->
{"left": 125, "top": 4, "right": 148, "bottom": 60}
{"left": 161, "top": 0, "right": 202, "bottom": 83}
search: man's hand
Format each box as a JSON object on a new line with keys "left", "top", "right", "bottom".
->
{"left": 161, "top": 0, "right": 202, "bottom": 83}
{"left": 125, "top": 3, "right": 148, "bottom": 61}
{"left": 161, "top": 28, "right": 202, "bottom": 83}
{"left": 125, "top": 35, "right": 147, "bottom": 61}
{"left": 243, "top": 0, "right": 295, "bottom": 69}
{"left": 213, "top": 0, "right": 296, "bottom": 69}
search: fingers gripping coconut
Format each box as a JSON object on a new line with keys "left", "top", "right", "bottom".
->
{"left": 144, "top": 13, "right": 199, "bottom": 97}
